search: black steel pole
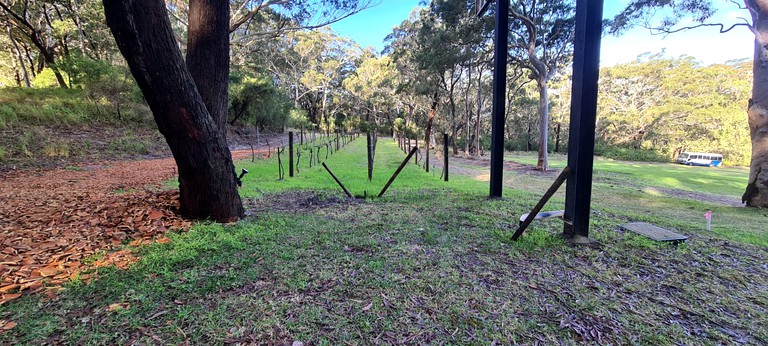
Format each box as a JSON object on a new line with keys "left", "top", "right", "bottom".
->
{"left": 378, "top": 147, "right": 418, "bottom": 197}
{"left": 322, "top": 162, "right": 353, "bottom": 198}
{"left": 443, "top": 133, "right": 449, "bottom": 182}
{"left": 489, "top": 0, "right": 509, "bottom": 198}
{"left": 288, "top": 131, "right": 294, "bottom": 177}
{"left": 425, "top": 136, "right": 430, "bottom": 172}
{"left": 415, "top": 137, "right": 419, "bottom": 166}
{"left": 563, "top": 0, "right": 604, "bottom": 239}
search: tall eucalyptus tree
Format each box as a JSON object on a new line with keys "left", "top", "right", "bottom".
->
{"left": 507, "top": 0, "right": 575, "bottom": 171}
{"left": 609, "top": 0, "right": 768, "bottom": 207}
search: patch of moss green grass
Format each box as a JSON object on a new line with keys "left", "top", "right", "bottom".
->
{"left": 1, "top": 138, "right": 766, "bottom": 345}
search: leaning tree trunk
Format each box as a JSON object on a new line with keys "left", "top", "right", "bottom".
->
{"left": 103, "top": 0, "right": 243, "bottom": 222}
{"left": 187, "top": 0, "right": 230, "bottom": 141}
{"left": 476, "top": 64, "right": 482, "bottom": 157}
{"left": 464, "top": 65, "right": 472, "bottom": 155}
{"left": 6, "top": 24, "right": 30, "bottom": 88}
{"left": 537, "top": 78, "right": 549, "bottom": 171}
{"left": 744, "top": 1, "right": 768, "bottom": 207}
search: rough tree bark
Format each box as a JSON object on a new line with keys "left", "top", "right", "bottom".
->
{"left": 536, "top": 76, "right": 549, "bottom": 171}
{"left": 464, "top": 65, "right": 472, "bottom": 155}
{"left": 187, "top": 0, "right": 230, "bottom": 141}
{"left": 744, "top": 0, "right": 768, "bottom": 207}
{"left": 476, "top": 64, "right": 482, "bottom": 157}
{"left": 103, "top": 0, "right": 243, "bottom": 222}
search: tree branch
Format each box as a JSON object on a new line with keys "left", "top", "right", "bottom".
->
{"left": 649, "top": 21, "right": 752, "bottom": 36}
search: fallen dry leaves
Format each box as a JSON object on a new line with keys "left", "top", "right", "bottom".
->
{"left": 0, "top": 320, "right": 16, "bottom": 332}
{"left": 106, "top": 302, "right": 131, "bottom": 312}
{"left": 0, "top": 150, "right": 254, "bottom": 305}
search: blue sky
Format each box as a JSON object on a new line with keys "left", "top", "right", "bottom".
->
{"left": 329, "top": 0, "right": 754, "bottom": 66}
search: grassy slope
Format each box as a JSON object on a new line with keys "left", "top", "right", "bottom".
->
{"left": 1, "top": 138, "right": 766, "bottom": 345}
{"left": 0, "top": 88, "right": 164, "bottom": 167}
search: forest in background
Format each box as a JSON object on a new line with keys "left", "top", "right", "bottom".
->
{"left": 0, "top": 0, "right": 752, "bottom": 166}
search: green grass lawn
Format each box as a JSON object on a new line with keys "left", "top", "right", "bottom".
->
{"left": 2, "top": 138, "right": 766, "bottom": 345}
{"left": 237, "top": 135, "right": 482, "bottom": 198}
{"left": 500, "top": 152, "right": 765, "bottom": 246}
{"left": 508, "top": 152, "right": 748, "bottom": 199}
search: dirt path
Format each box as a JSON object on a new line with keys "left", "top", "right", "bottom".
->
{"left": 0, "top": 150, "right": 255, "bottom": 304}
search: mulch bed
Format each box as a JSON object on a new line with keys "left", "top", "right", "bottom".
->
{"left": 0, "top": 150, "right": 254, "bottom": 304}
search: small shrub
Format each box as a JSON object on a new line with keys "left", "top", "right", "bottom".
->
{"left": 0, "top": 146, "right": 6, "bottom": 162}
{"left": 18, "top": 130, "right": 36, "bottom": 157}
{"left": 287, "top": 109, "right": 311, "bottom": 129}
{"left": 108, "top": 133, "right": 150, "bottom": 155}
{"left": 228, "top": 73, "right": 291, "bottom": 131}
{"left": 0, "top": 104, "right": 15, "bottom": 129}
{"left": 343, "top": 114, "right": 363, "bottom": 133}
{"left": 31, "top": 68, "right": 70, "bottom": 88}
{"left": 59, "top": 54, "right": 120, "bottom": 87}
{"left": 596, "top": 146, "right": 668, "bottom": 162}
{"left": 42, "top": 140, "right": 70, "bottom": 158}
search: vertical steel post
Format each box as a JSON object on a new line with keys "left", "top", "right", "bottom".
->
{"left": 489, "top": 0, "right": 509, "bottom": 198}
{"left": 288, "top": 131, "right": 294, "bottom": 177}
{"left": 415, "top": 137, "right": 419, "bottom": 166}
{"left": 444, "top": 133, "right": 449, "bottom": 182}
{"left": 425, "top": 135, "right": 430, "bottom": 172}
{"left": 563, "top": 0, "right": 604, "bottom": 239}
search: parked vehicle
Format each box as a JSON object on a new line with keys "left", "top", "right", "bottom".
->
{"left": 676, "top": 152, "right": 723, "bottom": 167}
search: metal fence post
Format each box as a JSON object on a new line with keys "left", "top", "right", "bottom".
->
{"left": 563, "top": 0, "right": 604, "bottom": 239}
{"left": 444, "top": 133, "right": 449, "bottom": 182}
{"left": 289, "top": 131, "right": 294, "bottom": 177}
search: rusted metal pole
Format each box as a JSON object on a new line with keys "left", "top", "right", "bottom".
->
{"left": 378, "top": 147, "right": 418, "bottom": 197}
{"left": 322, "top": 162, "right": 354, "bottom": 198}
{"left": 512, "top": 166, "right": 572, "bottom": 241}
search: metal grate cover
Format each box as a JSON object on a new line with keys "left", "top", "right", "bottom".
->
{"left": 619, "top": 222, "right": 688, "bottom": 242}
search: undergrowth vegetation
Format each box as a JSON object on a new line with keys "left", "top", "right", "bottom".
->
{"left": 0, "top": 86, "right": 161, "bottom": 168}
{"left": 1, "top": 139, "right": 766, "bottom": 345}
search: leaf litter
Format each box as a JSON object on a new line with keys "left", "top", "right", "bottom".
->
{"left": 0, "top": 150, "right": 254, "bottom": 306}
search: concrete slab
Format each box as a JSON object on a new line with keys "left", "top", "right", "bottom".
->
{"left": 619, "top": 222, "right": 688, "bottom": 242}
